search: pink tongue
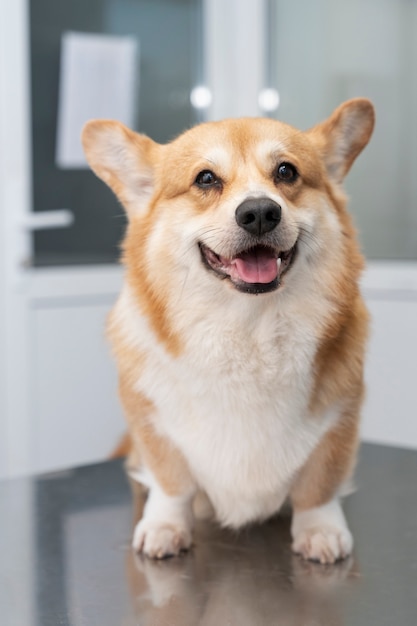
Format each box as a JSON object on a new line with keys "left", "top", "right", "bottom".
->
{"left": 233, "top": 248, "right": 278, "bottom": 284}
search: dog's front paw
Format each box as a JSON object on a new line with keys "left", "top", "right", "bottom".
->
{"left": 292, "top": 525, "right": 353, "bottom": 564}
{"left": 132, "top": 519, "right": 192, "bottom": 559}
{"left": 291, "top": 499, "right": 353, "bottom": 564}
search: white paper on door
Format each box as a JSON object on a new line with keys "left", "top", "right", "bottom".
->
{"left": 55, "top": 31, "right": 138, "bottom": 169}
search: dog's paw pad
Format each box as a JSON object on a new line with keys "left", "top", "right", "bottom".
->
{"left": 132, "top": 520, "right": 192, "bottom": 559}
{"left": 292, "top": 525, "right": 353, "bottom": 564}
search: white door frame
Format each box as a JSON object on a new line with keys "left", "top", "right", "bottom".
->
{"left": 203, "top": 0, "right": 267, "bottom": 119}
{"left": 0, "top": 0, "right": 33, "bottom": 477}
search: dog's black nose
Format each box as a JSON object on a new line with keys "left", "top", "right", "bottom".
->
{"left": 235, "top": 197, "right": 281, "bottom": 236}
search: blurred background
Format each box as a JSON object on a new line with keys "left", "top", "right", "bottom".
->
{"left": 0, "top": 0, "right": 416, "bottom": 479}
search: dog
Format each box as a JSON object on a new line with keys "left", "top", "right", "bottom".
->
{"left": 82, "top": 98, "right": 374, "bottom": 564}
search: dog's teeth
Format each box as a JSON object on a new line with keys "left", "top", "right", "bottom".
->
{"left": 277, "top": 257, "right": 282, "bottom": 269}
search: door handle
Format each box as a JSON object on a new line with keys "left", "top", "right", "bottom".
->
{"left": 20, "top": 209, "right": 74, "bottom": 230}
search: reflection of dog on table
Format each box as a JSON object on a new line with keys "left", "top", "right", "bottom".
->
{"left": 124, "top": 490, "right": 356, "bottom": 626}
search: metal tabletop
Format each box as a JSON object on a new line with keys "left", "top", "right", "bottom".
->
{"left": 1, "top": 442, "right": 416, "bottom": 625}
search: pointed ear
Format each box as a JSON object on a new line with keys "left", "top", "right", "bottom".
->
{"left": 81, "top": 120, "right": 159, "bottom": 216}
{"left": 307, "top": 98, "right": 375, "bottom": 184}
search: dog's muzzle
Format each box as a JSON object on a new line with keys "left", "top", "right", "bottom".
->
{"left": 199, "top": 196, "right": 297, "bottom": 294}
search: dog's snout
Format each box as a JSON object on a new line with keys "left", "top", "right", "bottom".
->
{"left": 235, "top": 197, "right": 281, "bottom": 236}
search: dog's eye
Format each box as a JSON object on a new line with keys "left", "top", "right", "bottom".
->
{"left": 195, "top": 170, "right": 220, "bottom": 188}
{"left": 275, "top": 162, "right": 298, "bottom": 183}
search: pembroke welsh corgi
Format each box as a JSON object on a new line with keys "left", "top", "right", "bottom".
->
{"left": 82, "top": 98, "right": 374, "bottom": 563}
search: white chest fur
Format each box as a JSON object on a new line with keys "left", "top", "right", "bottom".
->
{"left": 116, "top": 285, "right": 335, "bottom": 528}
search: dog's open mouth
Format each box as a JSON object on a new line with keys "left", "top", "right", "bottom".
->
{"left": 199, "top": 242, "right": 297, "bottom": 294}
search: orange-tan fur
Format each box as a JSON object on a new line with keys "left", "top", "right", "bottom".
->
{"left": 83, "top": 99, "right": 374, "bottom": 563}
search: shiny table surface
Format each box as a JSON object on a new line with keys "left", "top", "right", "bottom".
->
{"left": 1, "top": 443, "right": 417, "bottom": 626}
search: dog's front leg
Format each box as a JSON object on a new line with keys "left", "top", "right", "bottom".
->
{"left": 120, "top": 381, "right": 196, "bottom": 558}
{"left": 290, "top": 407, "right": 360, "bottom": 564}
{"left": 132, "top": 471, "right": 195, "bottom": 559}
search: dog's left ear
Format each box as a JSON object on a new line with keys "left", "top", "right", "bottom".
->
{"left": 307, "top": 98, "right": 375, "bottom": 184}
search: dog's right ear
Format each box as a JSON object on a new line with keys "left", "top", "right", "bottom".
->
{"left": 82, "top": 120, "right": 159, "bottom": 217}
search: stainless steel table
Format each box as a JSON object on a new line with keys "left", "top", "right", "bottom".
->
{"left": 1, "top": 443, "right": 416, "bottom": 625}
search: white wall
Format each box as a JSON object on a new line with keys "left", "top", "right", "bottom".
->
{"left": 31, "top": 294, "right": 124, "bottom": 472}
{"left": 362, "top": 264, "right": 417, "bottom": 449}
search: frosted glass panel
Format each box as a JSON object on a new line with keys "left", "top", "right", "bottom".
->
{"left": 268, "top": 0, "right": 417, "bottom": 260}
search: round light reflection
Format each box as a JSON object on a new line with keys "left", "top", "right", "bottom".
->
{"left": 258, "top": 88, "right": 280, "bottom": 112}
{"left": 190, "top": 86, "right": 213, "bottom": 109}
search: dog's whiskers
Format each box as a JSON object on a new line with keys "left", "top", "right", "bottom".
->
{"left": 177, "top": 227, "right": 224, "bottom": 262}
{"left": 297, "top": 226, "right": 320, "bottom": 256}
{"left": 178, "top": 267, "right": 191, "bottom": 302}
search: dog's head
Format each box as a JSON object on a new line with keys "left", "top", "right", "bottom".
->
{"left": 83, "top": 99, "right": 374, "bottom": 302}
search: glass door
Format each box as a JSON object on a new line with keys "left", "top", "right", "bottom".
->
{"left": 29, "top": 0, "right": 203, "bottom": 267}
